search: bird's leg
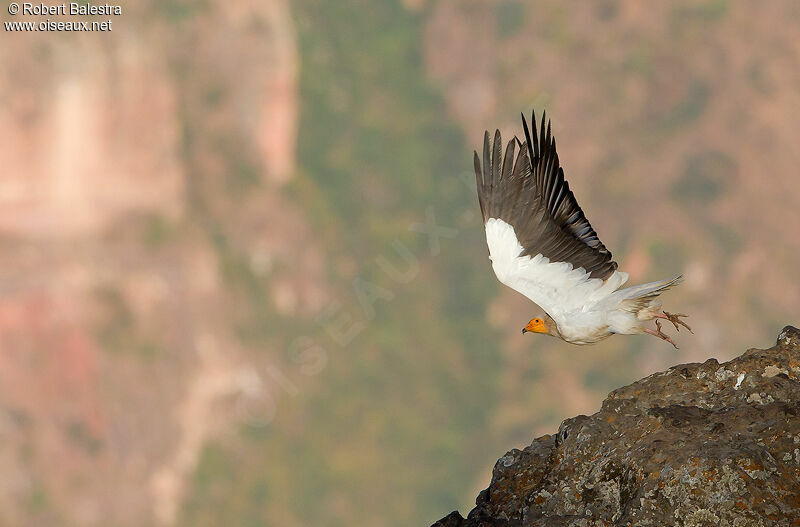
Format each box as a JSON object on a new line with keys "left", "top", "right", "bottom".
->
{"left": 652, "top": 311, "right": 693, "bottom": 334}
{"left": 643, "top": 320, "right": 679, "bottom": 349}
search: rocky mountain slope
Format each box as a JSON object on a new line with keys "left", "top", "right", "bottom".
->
{"left": 434, "top": 326, "right": 800, "bottom": 526}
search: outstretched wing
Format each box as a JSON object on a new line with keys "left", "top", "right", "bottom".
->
{"left": 474, "top": 111, "right": 623, "bottom": 320}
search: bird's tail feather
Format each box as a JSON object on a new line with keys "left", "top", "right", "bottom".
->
{"left": 613, "top": 275, "right": 683, "bottom": 318}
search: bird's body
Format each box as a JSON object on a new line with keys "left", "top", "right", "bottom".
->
{"left": 475, "top": 111, "right": 691, "bottom": 347}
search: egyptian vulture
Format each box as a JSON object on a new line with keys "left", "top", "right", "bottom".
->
{"left": 474, "top": 111, "right": 691, "bottom": 348}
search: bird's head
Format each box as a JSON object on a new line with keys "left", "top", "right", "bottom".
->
{"left": 522, "top": 316, "right": 555, "bottom": 336}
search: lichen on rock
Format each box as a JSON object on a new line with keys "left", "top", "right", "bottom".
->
{"left": 432, "top": 326, "right": 800, "bottom": 527}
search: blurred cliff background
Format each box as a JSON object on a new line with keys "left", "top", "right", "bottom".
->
{"left": 1, "top": 0, "right": 799, "bottom": 525}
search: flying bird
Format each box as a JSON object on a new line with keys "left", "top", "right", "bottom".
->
{"left": 474, "top": 111, "right": 691, "bottom": 348}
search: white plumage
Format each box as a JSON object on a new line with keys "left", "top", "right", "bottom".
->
{"left": 485, "top": 218, "right": 681, "bottom": 344}
{"left": 474, "top": 111, "right": 690, "bottom": 347}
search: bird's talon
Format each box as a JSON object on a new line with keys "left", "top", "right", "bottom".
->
{"left": 645, "top": 319, "right": 679, "bottom": 349}
{"left": 663, "top": 311, "right": 693, "bottom": 334}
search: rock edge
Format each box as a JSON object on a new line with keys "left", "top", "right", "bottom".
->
{"left": 433, "top": 326, "right": 800, "bottom": 527}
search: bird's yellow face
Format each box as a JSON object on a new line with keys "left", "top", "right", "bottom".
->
{"left": 522, "top": 317, "right": 548, "bottom": 335}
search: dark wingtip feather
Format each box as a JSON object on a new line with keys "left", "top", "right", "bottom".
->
{"left": 501, "top": 138, "right": 517, "bottom": 183}
{"left": 475, "top": 109, "right": 618, "bottom": 280}
{"left": 482, "top": 131, "right": 491, "bottom": 185}
{"left": 474, "top": 150, "right": 486, "bottom": 219}
{"left": 492, "top": 129, "right": 503, "bottom": 182}
{"left": 521, "top": 112, "right": 535, "bottom": 164}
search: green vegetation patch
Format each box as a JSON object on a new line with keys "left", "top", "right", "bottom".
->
{"left": 671, "top": 150, "right": 736, "bottom": 206}
{"left": 496, "top": 2, "right": 526, "bottom": 38}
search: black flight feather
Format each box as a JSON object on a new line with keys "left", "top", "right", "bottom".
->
{"left": 474, "top": 111, "right": 617, "bottom": 280}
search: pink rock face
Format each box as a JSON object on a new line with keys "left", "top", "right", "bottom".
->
{"left": 259, "top": 68, "right": 298, "bottom": 185}
{"left": 0, "top": 40, "right": 184, "bottom": 239}
{"left": 257, "top": 0, "right": 298, "bottom": 185}
{"left": 0, "top": 1, "right": 300, "bottom": 238}
{"left": 0, "top": 0, "right": 305, "bottom": 524}
{"left": 0, "top": 290, "right": 107, "bottom": 524}
{"left": 0, "top": 292, "right": 101, "bottom": 429}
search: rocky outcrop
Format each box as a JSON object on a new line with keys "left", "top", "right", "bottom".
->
{"left": 433, "top": 326, "right": 800, "bottom": 526}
